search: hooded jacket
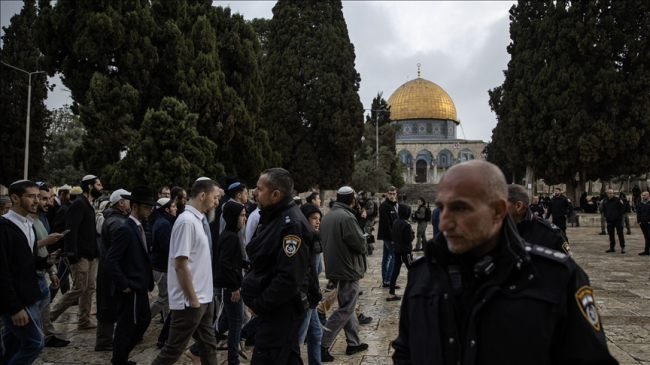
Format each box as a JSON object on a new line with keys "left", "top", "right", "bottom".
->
{"left": 300, "top": 203, "right": 323, "bottom": 254}
{"left": 392, "top": 205, "right": 414, "bottom": 254}
{"left": 151, "top": 213, "right": 175, "bottom": 272}
{"left": 516, "top": 208, "right": 571, "bottom": 258}
{"left": 213, "top": 202, "right": 245, "bottom": 291}
{"left": 320, "top": 202, "right": 367, "bottom": 281}
{"left": 299, "top": 203, "right": 324, "bottom": 307}
{"left": 392, "top": 215, "right": 616, "bottom": 365}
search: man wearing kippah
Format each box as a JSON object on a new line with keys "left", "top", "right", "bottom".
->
{"left": 319, "top": 186, "right": 369, "bottom": 361}
{"left": 51, "top": 175, "right": 103, "bottom": 330}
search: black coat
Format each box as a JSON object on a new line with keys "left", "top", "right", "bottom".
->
{"left": 242, "top": 197, "right": 313, "bottom": 326}
{"left": 377, "top": 199, "right": 399, "bottom": 241}
{"left": 46, "top": 199, "right": 61, "bottom": 229}
{"left": 0, "top": 217, "right": 52, "bottom": 315}
{"left": 49, "top": 200, "right": 71, "bottom": 253}
{"left": 97, "top": 207, "right": 129, "bottom": 322}
{"left": 151, "top": 214, "right": 174, "bottom": 272}
{"left": 602, "top": 197, "right": 624, "bottom": 222}
{"left": 65, "top": 197, "right": 98, "bottom": 263}
{"left": 104, "top": 218, "right": 154, "bottom": 294}
{"left": 213, "top": 202, "right": 245, "bottom": 291}
{"left": 516, "top": 208, "right": 572, "bottom": 258}
{"left": 392, "top": 215, "right": 616, "bottom": 365}
{"left": 391, "top": 218, "right": 414, "bottom": 255}
{"left": 545, "top": 195, "right": 570, "bottom": 220}
{"left": 637, "top": 200, "right": 650, "bottom": 225}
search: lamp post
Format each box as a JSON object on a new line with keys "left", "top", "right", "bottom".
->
{"left": 364, "top": 106, "right": 387, "bottom": 169}
{"left": 1, "top": 61, "right": 46, "bottom": 180}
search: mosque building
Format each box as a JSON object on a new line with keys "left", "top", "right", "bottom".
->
{"left": 387, "top": 64, "right": 486, "bottom": 184}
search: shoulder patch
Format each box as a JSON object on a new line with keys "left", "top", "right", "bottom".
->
{"left": 562, "top": 242, "right": 574, "bottom": 259}
{"left": 525, "top": 244, "right": 570, "bottom": 263}
{"left": 537, "top": 217, "right": 561, "bottom": 232}
{"left": 283, "top": 235, "right": 301, "bottom": 257}
{"left": 575, "top": 286, "right": 601, "bottom": 331}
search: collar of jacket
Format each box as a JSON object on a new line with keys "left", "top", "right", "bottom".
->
{"left": 424, "top": 214, "right": 531, "bottom": 280}
{"left": 259, "top": 196, "right": 295, "bottom": 225}
{"left": 384, "top": 198, "right": 397, "bottom": 206}
{"left": 103, "top": 207, "right": 129, "bottom": 220}
{"left": 332, "top": 201, "right": 356, "bottom": 214}
{"left": 516, "top": 207, "right": 535, "bottom": 232}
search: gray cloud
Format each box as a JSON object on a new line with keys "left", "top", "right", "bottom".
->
{"left": 2, "top": 1, "right": 516, "bottom": 141}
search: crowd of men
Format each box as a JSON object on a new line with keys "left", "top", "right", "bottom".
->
{"left": 0, "top": 161, "right": 632, "bottom": 365}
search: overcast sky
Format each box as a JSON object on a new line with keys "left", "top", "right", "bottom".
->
{"left": 1, "top": 0, "right": 515, "bottom": 142}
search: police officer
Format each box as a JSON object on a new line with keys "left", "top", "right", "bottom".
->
{"left": 392, "top": 161, "right": 616, "bottom": 364}
{"left": 241, "top": 168, "right": 314, "bottom": 365}
{"left": 545, "top": 187, "right": 571, "bottom": 232}
{"left": 507, "top": 184, "right": 573, "bottom": 258}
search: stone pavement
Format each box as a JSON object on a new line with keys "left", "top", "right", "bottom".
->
{"left": 35, "top": 222, "right": 649, "bottom": 364}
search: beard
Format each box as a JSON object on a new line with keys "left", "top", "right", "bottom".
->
{"left": 176, "top": 203, "right": 185, "bottom": 215}
{"left": 90, "top": 187, "right": 102, "bottom": 199}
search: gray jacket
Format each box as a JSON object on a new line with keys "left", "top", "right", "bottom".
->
{"left": 320, "top": 202, "right": 367, "bottom": 281}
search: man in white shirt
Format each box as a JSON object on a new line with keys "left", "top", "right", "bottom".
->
{"left": 153, "top": 178, "right": 221, "bottom": 365}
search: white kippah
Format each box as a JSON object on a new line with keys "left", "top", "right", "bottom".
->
{"left": 10, "top": 180, "right": 30, "bottom": 186}
{"left": 82, "top": 175, "right": 97, "bottom": 182}
{"left": 195, "top": 177, "right": 212, "bottom": 182}
{"left": 59, "top": 184, "right": 73, "bottom": 190}
{"left": 337, "top": 186, "right": 354, "bottom": 195}
{"left": 157, "top": 198, "right": 171, "bottom": 207}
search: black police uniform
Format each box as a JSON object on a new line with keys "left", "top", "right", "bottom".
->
{"left": 242, "top": 197, "right": 313, "bottom": 365}
{"left": 516, "top": 207, "right": 573, "bottom": 258}
{"left": 392, "top": 215, "right": 617, "bottom": 365}
{"left": 545, "top": 194, "right": 570, "bottom": 232}
{"left": 529, "top": 202, "right": 545, "bottom": 217}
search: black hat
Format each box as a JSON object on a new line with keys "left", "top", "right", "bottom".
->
{"left": 300, "top": 203, "right": 322, "bottom": 219}
{"left": 121, "top": 185, "right": 159, "bottom": 206}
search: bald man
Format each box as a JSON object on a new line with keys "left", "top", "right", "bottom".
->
{"left": 507, "top": 184, "right": 573, "bottom": 258}
{"left": 392, "top": 161, "right": 615, "bottom": 364}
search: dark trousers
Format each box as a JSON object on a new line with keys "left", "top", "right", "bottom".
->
{"left": 552, "top": 217, "right": 567, "bottom": 232}
{"left": 153, "top": 302, "right": 218, "bottom": 365}
{"left": 607, "top": 219, "right": 625, "bottom": 249}
{"left": 640, "top": 224, "right": 650, "bottom": 253}
{"left": 390, "top": 253, "right": 412, "bottom": 295}
{"left": 49, "top": 259, "right": 71, "bottom": 300}
{"left": 251, "top": 313, "right": 305, "bottom": 365}
{"left": 157, "top": 312, "right": 172, "bottom": 345}
{"left": 112, "top": 290, "right": 151, "bottom": 365}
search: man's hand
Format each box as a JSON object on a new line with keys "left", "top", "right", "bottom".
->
{"left": 37, "top": 233, "right": 64, "bottom": 248}
{"left": 534, "top": 212, "right": 539, "bottom": 216}
{"left": 50, "top": 273, "right": 60, "bottom": 289}
{"left": 11, "top": 309, "right": 29, "bottom": 326}
{"left": 248, "top": 307, "right": 257, "bottom": 317}
{"left": 189, "top": 298, "right": 200, "bottom": 308}
{"left": 46, "top": 249, "right": 62, "bottom": 265}
{"left": 231, "top": 289, "right": 240, "bottom": 303}
{"left": 361, "top": 210, "right": 367, "bottom": 218}
{"left": 123, "top": 287, "right": 132, "bottom": 293}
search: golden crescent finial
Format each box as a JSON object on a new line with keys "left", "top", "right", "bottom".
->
{"left": 417, "top": 63, "right": 421, "bottom": 78}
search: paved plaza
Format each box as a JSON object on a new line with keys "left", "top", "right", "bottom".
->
{"left": 35, "top": 220, "right": 649, "bottom": 365}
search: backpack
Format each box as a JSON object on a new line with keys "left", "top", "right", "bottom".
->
{"left": 424, "top": 204, "right": 432, "bottom": 222}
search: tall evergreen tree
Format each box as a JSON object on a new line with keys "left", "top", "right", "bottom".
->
{"left": 262, "top": 0, "right": 364, "bottom": 191}
{"left": 0, "top": 0, "right": 53, "bottom": 185}
{"left": 102, "top": 97, "right": 224, "bottom": 190}
{"left": 489, "top": 0, "right": 650, "bottom": 201}
{"left": 35, "top": 106, "right": 86, "bottom": 185}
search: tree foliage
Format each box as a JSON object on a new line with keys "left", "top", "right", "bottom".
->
{"left": 35, "top": 0, "right": 277, "bottom": 188}
{"left": 355, "top": 92, "right": 404, "bottom": 190}
{"left": 0, "top": 0, "right": 53, "bottom": 185}
{"left": 35, "top": 106, "right": 86, "bottom": 186}
{"left": 489, "top": 0, "right": 650, "bottom": 200}
{"left": 262, "top": 0, "right": 364, "bottom": 191}
{"left": 103, "top": 97, "right": 224, "bottom": 190}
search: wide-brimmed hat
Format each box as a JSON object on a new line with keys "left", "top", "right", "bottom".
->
{"left": 121, "top": 185, "right": 158, "bottom": 206}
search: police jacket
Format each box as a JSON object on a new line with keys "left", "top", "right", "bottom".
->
{"left": 544, "top": 195, "right": 570, "bottom": 220}
{"left": 320, "top": 202, "right": 367, "bottom": 282}
{"left": 602, "top": 197, "right": 624, "bottom": 222}
{"left": 516, "top": 208, "right": 572, "bottom": 258}
{"left": 392, "top": 215, "right": 616, "bottom": 365}
{"left": 377, "top": 199, "right": 399, "bottom": 241}
{"left": 529, "top": 203, "right": 544, "bottom": 217}
{"left": 637, "top": 200, "right": 650, "bottom": 225}
{"left": 242, "top": 197, "right": 313, "bottom": 322}
{"left": 65, "top": 197, "right": 98, "bottom": 264}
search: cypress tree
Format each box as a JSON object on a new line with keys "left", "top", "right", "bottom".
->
{"left": 262, "top": 0, "right": 364, "bottom": 191}
{"left": 489, "top": 0, "right": 650, "bottom": 200}
{"left": 0, "top": 0, "right": 53, "bottom": 185}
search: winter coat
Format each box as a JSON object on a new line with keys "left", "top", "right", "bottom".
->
{"left": 151, "top": 214, "right": 174, "bottom": 272}
{"left": 377, "top": 199, "right": 399, "bottom": 241}
{"left": 320, "top": 202, "right": 367, "bottom": 281}
{"left": 213, "top": 202, "right": 245, "bottom": 291}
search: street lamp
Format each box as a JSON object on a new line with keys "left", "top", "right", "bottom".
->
{"left": 364, "top": 106, "right": 387, "bottom": 169}
{"left": 1, "top": 61, "right": 46, "bottom": 180}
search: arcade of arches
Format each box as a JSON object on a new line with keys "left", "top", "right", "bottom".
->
{"left": 397, "top": 141, "right": 485, "bottom": 184}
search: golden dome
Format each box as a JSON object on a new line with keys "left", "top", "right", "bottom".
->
{"left": 387, "top": 72, "right": 458, "bottom": 122}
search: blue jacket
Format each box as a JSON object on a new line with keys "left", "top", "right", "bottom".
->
{"left": 637, "top": 200, "right": 650, "bottom": 225}
{"left": 151, "top": 214, "right": 174, "bottom": 272}
{"left": 105, "top": 218, "right": 154, "bottom": 294}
